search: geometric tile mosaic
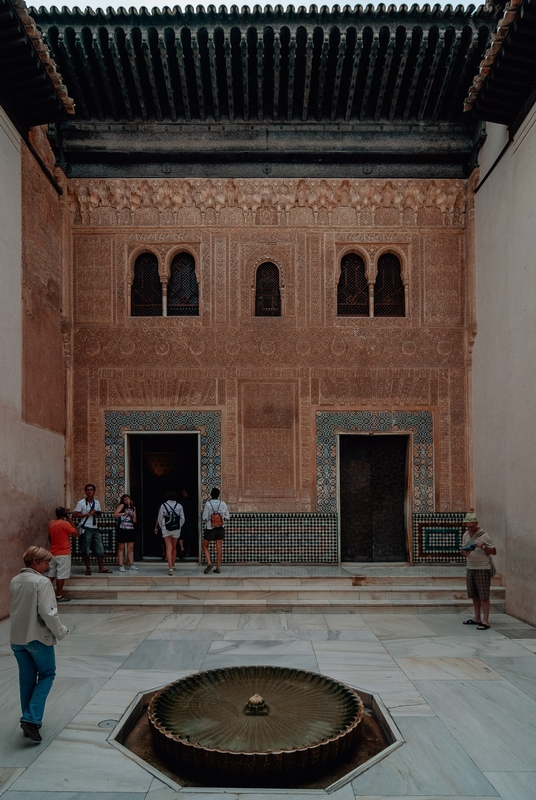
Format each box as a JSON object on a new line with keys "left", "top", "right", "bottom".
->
{"left": 204, "top": 512, "right": 338, "bottom": 564}
{"left": 103, "top": 410, "right": 221, "bottom": 511}
{"left": 413, "top": 512, "right": 466, "bottom": 563}
{"left": 316, "top": 410, "right": 434, "bottom": 513}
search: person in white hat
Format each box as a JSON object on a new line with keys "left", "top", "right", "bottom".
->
{"left": 460, "top": 511, "right": 496, "bottom": 630}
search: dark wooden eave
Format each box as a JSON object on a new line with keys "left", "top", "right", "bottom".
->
{"left": 33, "top": 3, "right": 500, "bottom": 178}
{"left": 0, "top": 0, "right": 71, "bottom": 130}
{"left": 473, "top": 0, "right": 536, "bottom": 131}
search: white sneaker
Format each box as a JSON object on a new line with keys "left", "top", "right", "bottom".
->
{"left": 129, "top": 565, "right": 140, "bottom": 571}
{"left": 118, "top": 566, "right": 126, "bottom": 573}
{"left": 168, "top": 568, "right": 174, "bottom": 576}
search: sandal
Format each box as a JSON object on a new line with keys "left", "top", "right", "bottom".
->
{"left": 98, "top": 568, "right": 113, "bottom": 574}
{"left": 477, "top": 623, "right": 490, "bottom": 630}
{"left": 463, "top": 619, "right": 480, "bottom": 625}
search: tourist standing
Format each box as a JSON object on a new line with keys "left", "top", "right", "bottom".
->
{"left": 461, "top": 510, "right": 497, "bottom": 630}
{"left": 10, "top": 547, "right": 68, "bottom": 742}
{"left": 47, "top": 507, "right": 78, "bottom": 602}
{"left": 156, "top": 492, "right": 185, "bottom": 575}
{"left": 114, "top": 494, "right": 139, "bottom": 572}
{"left": 72, "top": 484, "right": 112, "bottom": 575}
{"left": 202, "top": 487, "right": 229, "bottom": 574}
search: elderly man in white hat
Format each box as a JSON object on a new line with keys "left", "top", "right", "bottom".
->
{"left": 460, "top": 510, "right": 497, "bottom": 630}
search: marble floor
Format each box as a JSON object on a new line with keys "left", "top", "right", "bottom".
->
{"left": 0, "top": 606, "right": 535, "bottom": 800}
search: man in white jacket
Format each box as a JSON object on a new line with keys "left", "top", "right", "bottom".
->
{"left": 10, "top": 546, "right": 68, "bottom": 742}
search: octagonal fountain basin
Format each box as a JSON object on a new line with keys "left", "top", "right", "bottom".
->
{"left": 147, "top": 666, "right": 364, "bottom": 786}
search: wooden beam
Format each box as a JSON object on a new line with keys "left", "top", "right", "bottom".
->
{"left": 159, "top": 36, "right": 177, "bottom": 122}
{"left": 316, "top": 30, "right": 330, "bottom": 121}
{"left": 418, "top": 31, "right": 444, "bottom": 120}
{"left": 125, "top": 34, "right": 148, "bottom": 120}
{"left": 330, "top": 32, "right": 346, "bottom": 121}
{"left": 273, "top": 30, "right": 281, "bottom": 121}
{"left": 432, "top": 32, "right": 461, "bottom": 121}
{"left": 208, "top": 32, "right": 220, "bottom": 121}
{"left": 92, "top": 32, "right": 119, "bottom": 120}
{"left": 174, "top": 30, "right": 191, "bottom": 122}
{"left": 345, "top": 30, "right": 363, "bottom": 122}
{"left": 447, "top": 35, "right": 478, "bottom": 120}
{"left": 374, "top": 32, "right": 395, "bottom": 121}
{"left": 57, "top": 32, "right": 89, "bottom": 118}
{"left": 76, "top": 30, "right": 104, "bottom": 120}
{"left": 256, "top": 28, "right": 264, "bottom": 121}
{"left": 403, "top": 31, "right": 428, "bottom": 121}
{"left": 141, "top": 34, "right": 162, "bottom": 121}
{"left": 359, "top": 34, "right": 379, "bottom": 121}
{"left": 287, "top": 31, "right": 296, "bottom": 122}
{"left": 240, "top": 31, "right": 249, "bottom": 121}
{"left": 109, "top": 32, "right": 134, "bottom": 121}
{"left": 191, "top": 30, "right": 205, "bottom": 121}
{"left": 388, "top": 34, "right": 410, "bottom": 122}
{"left": 224, "top": 32, "right": 234, "bottom": 123}
{"left": 301, "top": 31, "right": 314, "bottom": 122}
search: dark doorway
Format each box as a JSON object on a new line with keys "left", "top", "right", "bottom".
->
{"left": 128, "top": 433, "right": 200, "bottom": 559}
{"left": 339, "top": 435, "right": 408, "bottom": 562}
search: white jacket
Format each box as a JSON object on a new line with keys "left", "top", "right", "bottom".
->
{"left": 10, "top": 569, "right": 68, "bottom": 646}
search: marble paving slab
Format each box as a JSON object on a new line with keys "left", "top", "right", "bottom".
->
{"left": 147, "top": 629, "right": 226, "bottom": 640}
{"left": 479, "top": 655, "right": 536, "bottom": 700}
{"left": 0, "top": 767, "right": 24, "bottom": 797}
{"left": 0, "top": 676, "right": 106, "bottom": 768}
{"left": 483, "top": 771, "right": 536, "bottom": 800}
{"left": 206, "top": 640, "right": 314, "bottom": 656}
{"left": 3, "top": 794, "right": 147, "bottom": 800}
{"left": 323, "top": 613, "right": 368, "bottom": 629}
{"left": 351, "top": 716, "right": 497, "bottom": 797}
{"left": 153, "top": 614, "right": 204, "bottom": 630}
{"left": 394, "top": 657, "right": 504, "bottom": 681}
{"left": 222, "top": 628, "right": 379, "bottom": 642}
{"left": 0, "top": 654, "right": 18, "bottom": 689}
{"left": 513, "top": 639, "right": 536, "bottom": 653}
{"left": 54, "top": 654, "right": 126, "bottom": 678}
{"left": 321, "top": 668, "right": 431, "bottom": 713}
{"left": 8, "top": 728, "right": 154, "bottom": 794}
{"left": 55, "top": 613, "right": 113, "bottom": 636}
{"left": 313, "top": 640, "right": 396, "bottom": 669}
{"left": 381, "top": 634, "right": 532, "bottom": 659}
{"left": 56, "top": 633, "right": 150, "bottom": 658}
{"left": 195, "top": 614, "right": 243, "bottom": 629}
{"left": 88, "top": 612, "right": 166, "bottom": 635}
{"left": 362, "top": 614, "right": 438, "bottom": 638}
{"left": 0, "top": 621, "right": 11, "bottom": 648}
{"left": 200, "top": 653, "right": 319, "bottom": 672}
{"left": 415, "top": 678, "right": 536, "bottom": 771}
{"left": 120, "top": 639, "right": 211, "bottom": 670}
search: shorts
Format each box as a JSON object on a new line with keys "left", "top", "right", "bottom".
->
{"left": 466, "top": 569, "right": 491, "bottom": 600}
{"left": 48, "top": 555, "right": 71, "bottom": 580}
{"left": 162, "top": 528, "right": 181, "bottom": 539}
{"left": 78, "top": 528, "right": 104, "bottom": 558}
{"left": 204, "top": 526, "right": 225, "bottom": 541}
{"left": 116, "top": 528, "right": 135, "bottom": 543}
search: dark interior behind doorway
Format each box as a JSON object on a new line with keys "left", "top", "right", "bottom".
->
{"left": 340, "top": 434, "right": 408, "bottom": 562}
{"left": 128, "top": 434, "right": 199, "bottom": 559}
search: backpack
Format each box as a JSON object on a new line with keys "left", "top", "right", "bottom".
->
{"left": 209, "top": 500, "right": 224, "bottom": 528}
{"left": 163, "top": 502, "right": 181, "bottom": 532}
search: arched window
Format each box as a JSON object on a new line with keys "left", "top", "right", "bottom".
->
{"left": 131, "top": 253, "right": 162, "bottom": 316}
{"left": 337, "top": 253, "right": 368, "bottom": 316}
{"left": 374, "top": 253, "right": 405, "bottom": 317}
{"left": 168, "top": 252, "right": 199, "bottom": 316}
{"left": 255, "top": 262, "right": 281, "bottom": 316}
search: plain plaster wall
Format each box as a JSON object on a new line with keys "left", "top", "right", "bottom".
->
{"left": 474, "top": 115, "right": 536, "bottom": 626}
{"left": 0, "top": 108, "right": 64, "bottom": 619}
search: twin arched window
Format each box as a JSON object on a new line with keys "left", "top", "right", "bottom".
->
{"left": 131, "top": 252, "right": 199, "bottom": 317}
{"left": 255, "top": 262, "right": 281, "bottom": 316}
{"left": 337, "top": 252, "right": 405, "bottom": 317}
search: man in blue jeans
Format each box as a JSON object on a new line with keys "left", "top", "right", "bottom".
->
{"left": 10, "top": 546, "right": 68, "bottom": 742}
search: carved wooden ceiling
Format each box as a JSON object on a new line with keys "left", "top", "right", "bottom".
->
{"left": 32, "top": 4, "right": 500, "bottom": 178}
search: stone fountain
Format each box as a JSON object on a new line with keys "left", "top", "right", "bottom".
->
{"left": 147, "top": 665, "right": 365, "bottom": 786}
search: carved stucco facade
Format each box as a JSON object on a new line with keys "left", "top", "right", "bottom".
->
{"left": 67, "top": 177, "right": 474, "bottom": 519}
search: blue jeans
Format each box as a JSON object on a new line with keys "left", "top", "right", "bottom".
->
{"left": 11, "top": 641, "right": 56, "bottom": 726}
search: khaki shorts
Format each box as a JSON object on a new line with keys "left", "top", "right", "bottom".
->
{"left": 466, "top": 569, "right": 491, "bottom": 600}
{"left": 49, "top": 555, "right": 72, "bottom": 580}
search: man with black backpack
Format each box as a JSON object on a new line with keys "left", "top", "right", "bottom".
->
{"left": 202, "top": 487, "right": 229, "bottom": 574}
{"left": 156, "top": 492, "right": 185, "bottom": 575}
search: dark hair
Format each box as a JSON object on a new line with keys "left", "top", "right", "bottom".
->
{"left": 210, "top": 487, "right": 220, "bottom": 499}
{"left": 84, "top": 483, "right": 96, "bottom": 492}
{"left": 164, "top": 492, "right": 177, "bottom": 502}
{"left": 55, "top": 506, "right": 66, "bottom": 519}
{"left": 119, "top": 494, "right": 132, "bottom": 507}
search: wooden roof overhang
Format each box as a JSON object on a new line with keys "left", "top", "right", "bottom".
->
{"left": 471, "top": 0, "right": 536, "bottom": 132}
{"left": 0, "top": 0, "right": 73, "bottom": 132}
{"left": 33, "top": 3, "right": 500, "bottom": 178}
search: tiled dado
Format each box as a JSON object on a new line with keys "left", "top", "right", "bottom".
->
{"left": 413, "top": 512, "right": 466, "bottom": 563}
{"left": 103, "top": 410, "right": 221, "bottom": 510}
{"left": 315, "top": 410, "right": 435, "bottom": 513}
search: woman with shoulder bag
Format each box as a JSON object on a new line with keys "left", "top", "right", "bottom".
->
{"left": 114, "top": 495, "right": 138, "bottom": 572}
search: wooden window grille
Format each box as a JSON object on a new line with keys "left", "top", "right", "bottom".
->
{"left": 374, "top": 254, "right": 405, "bottom": 317}
{"left": 168, "top": 253, "right": 199, "bottom": 316}
{"left": 131, "top": 253, "right": 162, "bottom": 316}
{"left": 337, "top": 253, "right": 368, "bottom": 316}
{"left": 255, "top": 262, "right": 281, "bottom": 316}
